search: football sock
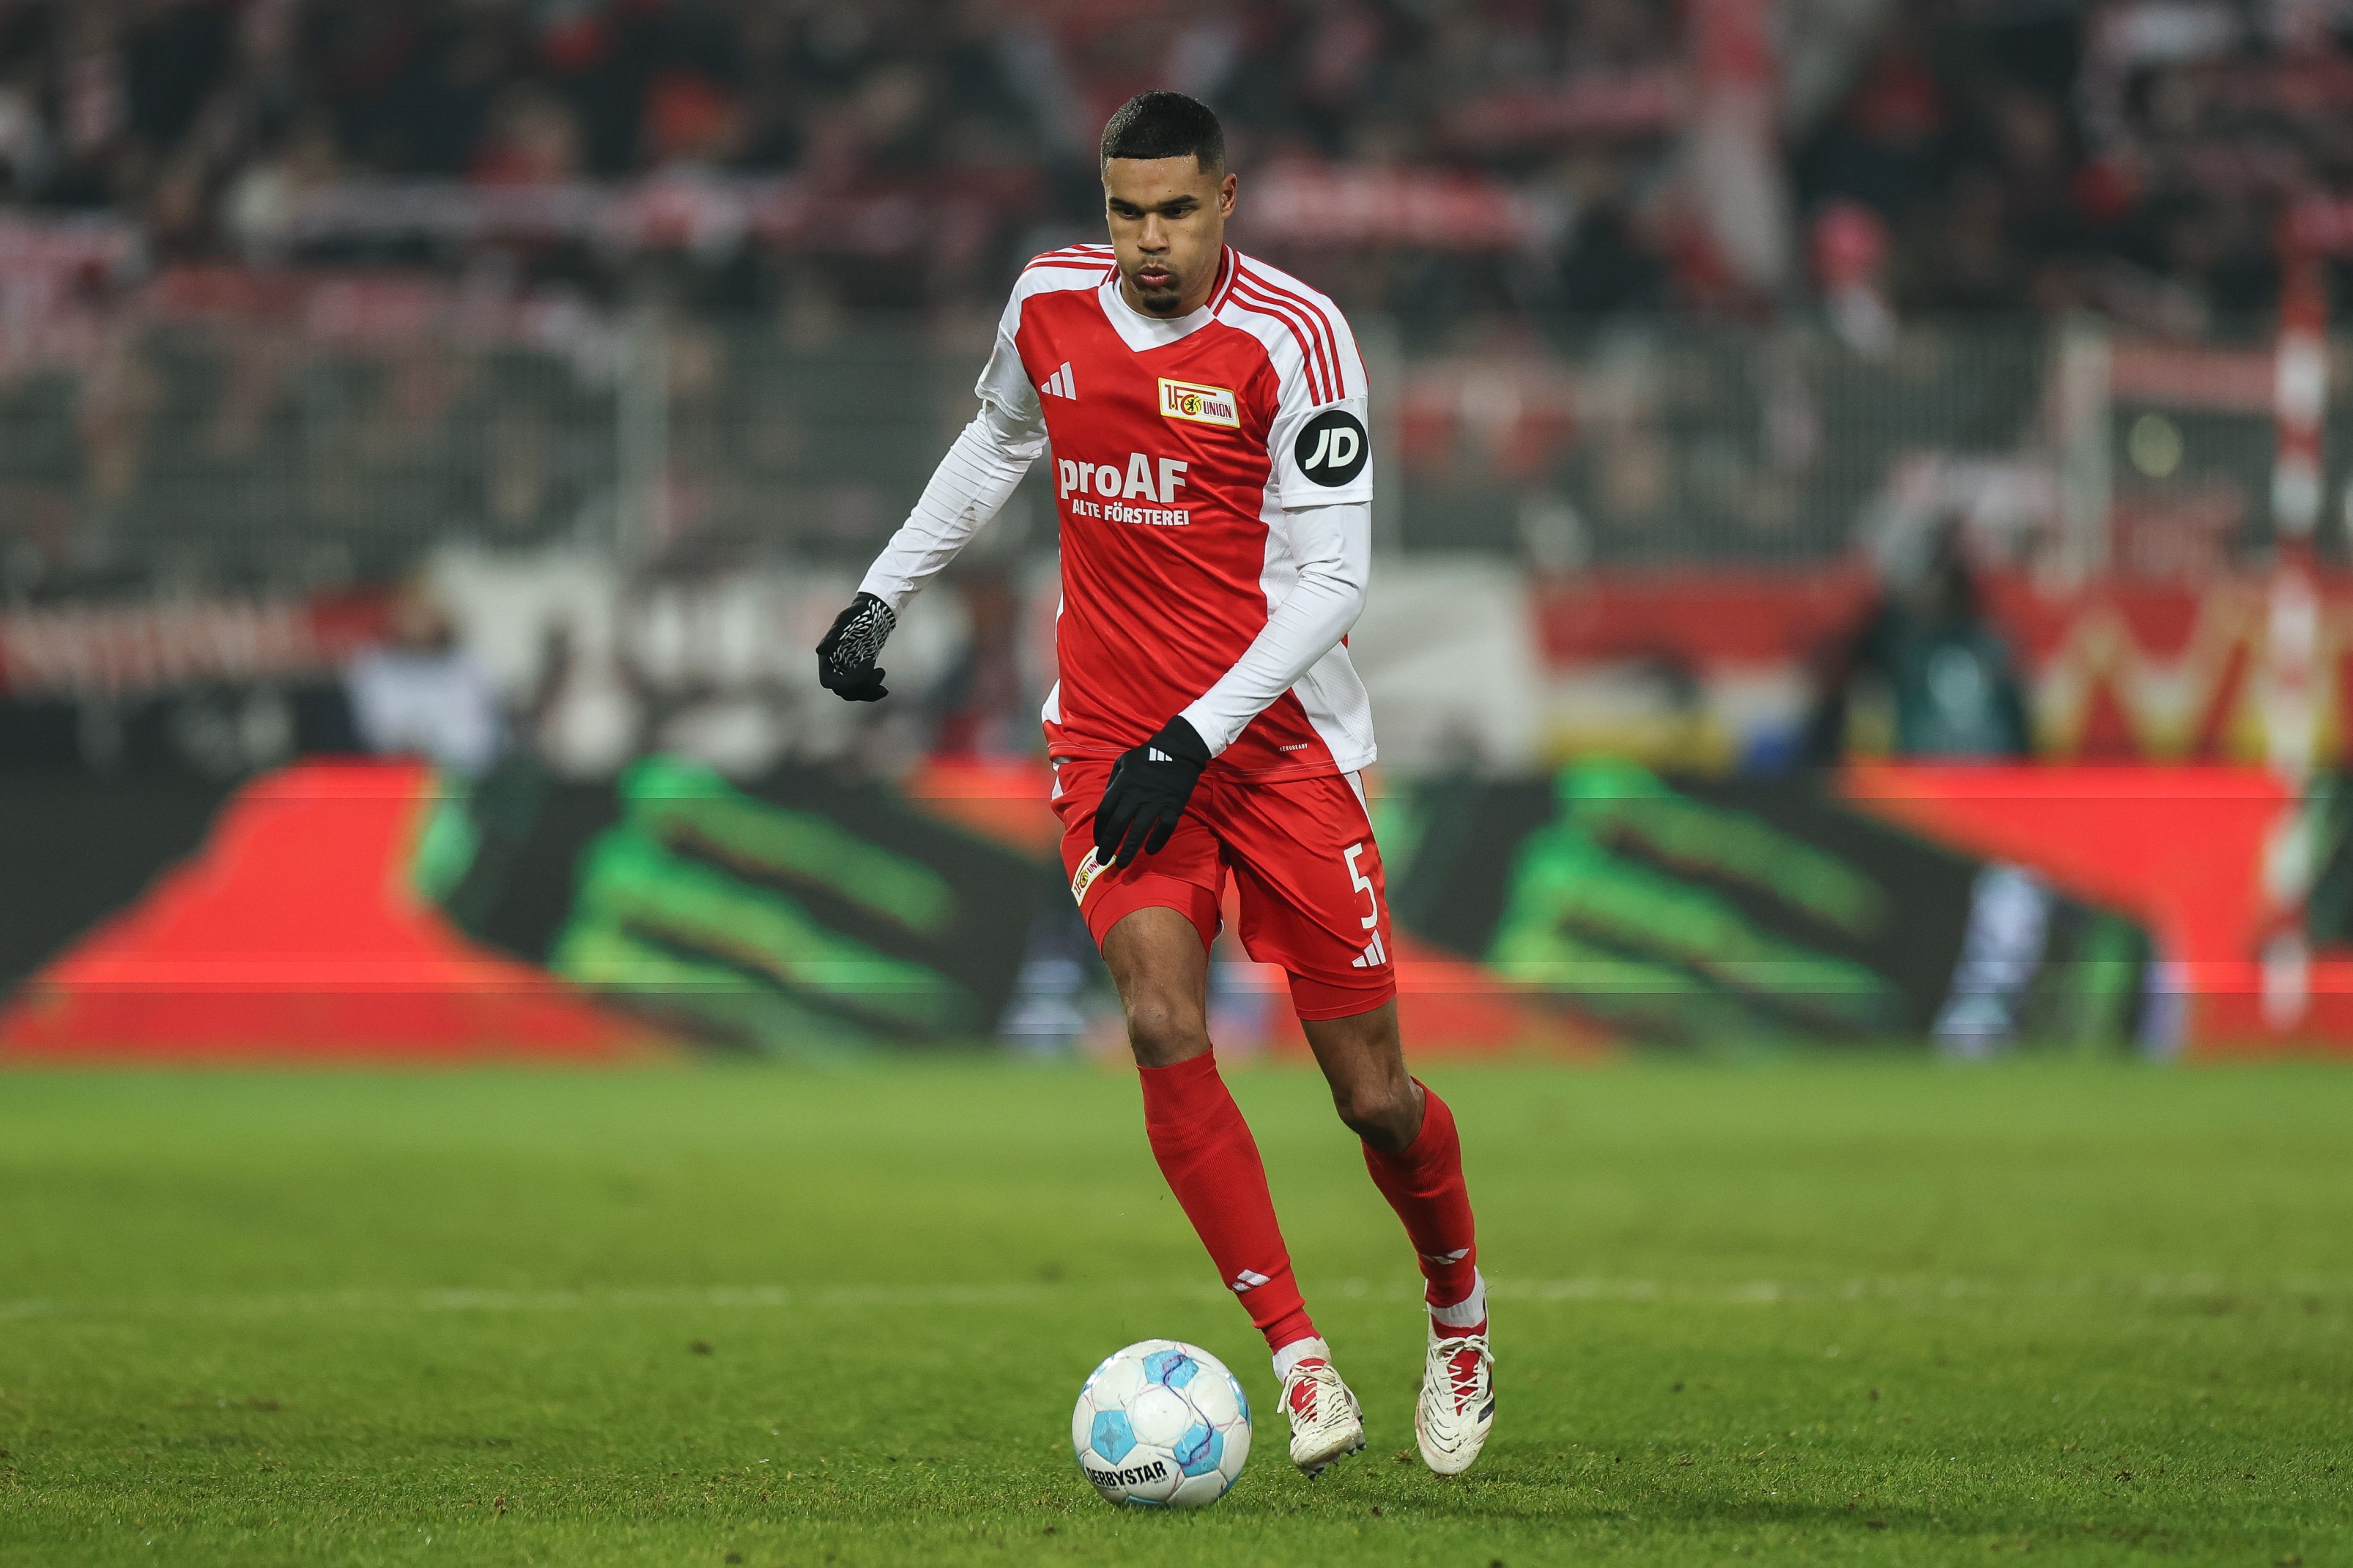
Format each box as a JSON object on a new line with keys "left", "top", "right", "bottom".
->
{"left": 1431, "top": 1275, "right": 1487, "bottom": 1338}
{"left": 1139, "top": 1052, "right": 1319, "bottom": 1356}
{"left": 1360, "top": 1080, "right": 1481, "bottom": 1321}
{"left": 1271, "top": 1335, "right": 1333, "bottom": 1383}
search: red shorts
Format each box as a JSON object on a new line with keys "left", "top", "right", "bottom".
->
{"left": 1050, "top": 757, "right": 1397, "bottom": 1021}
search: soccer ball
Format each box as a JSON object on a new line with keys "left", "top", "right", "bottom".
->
{"left": 1070, "top": 1339, "right": 1252, "bottom": 1508}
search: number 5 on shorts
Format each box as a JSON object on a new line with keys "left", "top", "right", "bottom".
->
{"left": 1345, "top": 843, "right": 1388, "bottom": 968}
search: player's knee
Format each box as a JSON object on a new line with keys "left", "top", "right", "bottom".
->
{"left": 1332, "top": 1077, "right": 1416, "bottom": 1148}
{"left": 1123, "top": 992, "right": 1208, "bottom": 1067}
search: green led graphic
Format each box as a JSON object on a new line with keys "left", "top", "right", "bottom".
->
{"left": 623, "top": 757, "right": 957, "bottom": 936}
{"left": 1492, "top": 828, "right": 1898, "bottom": 1030}
{"left": 1487, "top": 762, "right": 1905, "bottom": 1041}
{"left": 1560, "top": 760, "right": 1886, "bottom": 938}
{"left": 552, "top": 921, "right": 881, "bottom": 1058}
{"left": 545, "top": 757, "right": 983, "bottom": 1052}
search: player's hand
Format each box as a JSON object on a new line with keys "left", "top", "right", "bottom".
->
{"left": 815, "top": 592, "right": 895, "bottom": 702}
{"left": 1094, "top": 717, "right": 1211, "bottom": 869}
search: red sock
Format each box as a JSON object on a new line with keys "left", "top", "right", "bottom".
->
{"left": 1362, "top": 1081, "right": 1481, "bottom": 1320}
{"left": 1139, "top": 1052, "right": 1318, "bottom": 1354}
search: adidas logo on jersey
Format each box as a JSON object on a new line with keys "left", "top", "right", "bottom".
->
{"left": 1042, "top": 361, "right": 1076, "bottom": 400}
{"left": 1352, "top": 930, "right": 1388, "bottom": 969}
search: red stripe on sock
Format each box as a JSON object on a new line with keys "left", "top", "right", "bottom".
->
{"left": 1362, "top": 1081, "right": 1479, "bottom": 1309}
{"left": 1140, "top": 1053, "right": 1317, "bottom": 1353}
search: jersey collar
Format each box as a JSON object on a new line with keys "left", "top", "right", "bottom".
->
{"left": 1096, "top": 247, "right": 1233, "bottom": 352}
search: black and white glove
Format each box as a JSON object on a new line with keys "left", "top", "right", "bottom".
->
{"left": 1094, "top": 716, "right": 1211, "bottom": 869}
{"left": 815, "top": 592, "right": 896, "bottom": 702}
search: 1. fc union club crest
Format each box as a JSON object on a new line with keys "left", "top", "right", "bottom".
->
{"left": 1158, "top": 377, "right": 1240, "bottom": 428}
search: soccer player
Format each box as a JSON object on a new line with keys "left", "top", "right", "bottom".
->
{"left": 815, "top": 91, "right": 1492, "bottom": 1477}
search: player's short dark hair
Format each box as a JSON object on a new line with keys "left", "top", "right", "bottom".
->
{"left": 1099, "top": 92, "right": 1225, "bottom": 174}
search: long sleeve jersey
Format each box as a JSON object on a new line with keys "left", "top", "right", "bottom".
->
{"left": 859, "top": 242, "right": 1376, "bottom": 780}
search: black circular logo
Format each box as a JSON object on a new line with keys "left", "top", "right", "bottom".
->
{"left": 1293, "top": 409, "right": 1369, "bottom": 486}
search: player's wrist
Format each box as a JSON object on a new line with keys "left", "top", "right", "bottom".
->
{"left": 1146, "top": 716, "right": 1211, "bottom": 768}
{"left": 1168, "top": 706, "right": 1231, "bottom": 760}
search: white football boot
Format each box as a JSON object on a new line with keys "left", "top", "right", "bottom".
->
{"left": 1415, "top": 1320, "right": 1495, "bottom": 1475}
{"left": 1275, "top": 1342, "right": 1366, "bottom": 1476}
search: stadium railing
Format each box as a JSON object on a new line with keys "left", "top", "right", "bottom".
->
{"left": 4, "top": 291, "right": 2342, "bottom": 595}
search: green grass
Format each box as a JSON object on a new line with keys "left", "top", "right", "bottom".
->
{"left": 0, "top": 1060, "right": 2347, "bottom": 1567}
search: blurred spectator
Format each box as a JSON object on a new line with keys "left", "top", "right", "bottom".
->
{"left": 1807, "top": 522, "right": 2032, "bottom": 762}
{"left": 0, "top": 1, "right": 2336, "bottom": 319}
{"left": 472, "top": 85, "right": 583, "bottom": 184}
{"left": 220, "top": 111, "right": 336, "bottom": 259}
{"left": 347, "top": 576, "right": 503, "bottom": 774}
{"left": 1811, "top": 197, "right": 1894, "bottom": 354}
{"left": 926, "top": 564, "right": 1029, "bottom": 760}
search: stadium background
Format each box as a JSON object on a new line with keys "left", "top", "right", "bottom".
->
{"left": 1, "top": 0, "right": 2352, "bottom": 1062}
{"left": 4, "top": 10, "right": 2352, "bottom": 1568}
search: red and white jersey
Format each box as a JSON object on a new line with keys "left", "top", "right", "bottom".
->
{"left": 985, "top": 244, "right": 1376, "bottom": 781}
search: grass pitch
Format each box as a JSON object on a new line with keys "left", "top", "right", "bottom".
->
{"left": 0, "top": 1059, "right": 2346, "bottom": 1567}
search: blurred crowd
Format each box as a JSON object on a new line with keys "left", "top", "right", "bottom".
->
{"left": 1798, "top": 0, "right": 2353, "bottom": 335}
{"left": 0, "top": 0, "right": 2342, "bottom": 327}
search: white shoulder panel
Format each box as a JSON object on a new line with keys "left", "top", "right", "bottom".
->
{"left": 1213, "top": 250, "right": 1366, "bottom": 411}
{"left": 1215, "top": 249, "right": 1374, "bottom": 510}
{"left": 977, "top": 247, "right": 1114, "bottom": 416}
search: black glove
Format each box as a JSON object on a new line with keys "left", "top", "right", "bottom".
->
{"left": 1094, "top": 716, "right": 1211, "bottom": 869}
{"left": 815, "top": 592, "right": 895, "bottom": 702}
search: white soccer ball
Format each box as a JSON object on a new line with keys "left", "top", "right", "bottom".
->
{"left": 1070, "top": 1338, "right": 1253, "bottom": 1508}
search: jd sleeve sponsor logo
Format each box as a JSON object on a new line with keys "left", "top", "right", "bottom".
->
{"left": 1157, "top": 377, "right": 1240, "bottom": 428}
{"left": 1294, "top": 409, "right": 1368, "bottom": 486}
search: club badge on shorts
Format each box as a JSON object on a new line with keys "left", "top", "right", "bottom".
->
{"left": 1070, "top": 847, "right": 1107, "bottom": 907}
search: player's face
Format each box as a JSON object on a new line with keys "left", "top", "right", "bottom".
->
{"left": 1103, "top": 157, "right": 1237, "bottom": 318}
